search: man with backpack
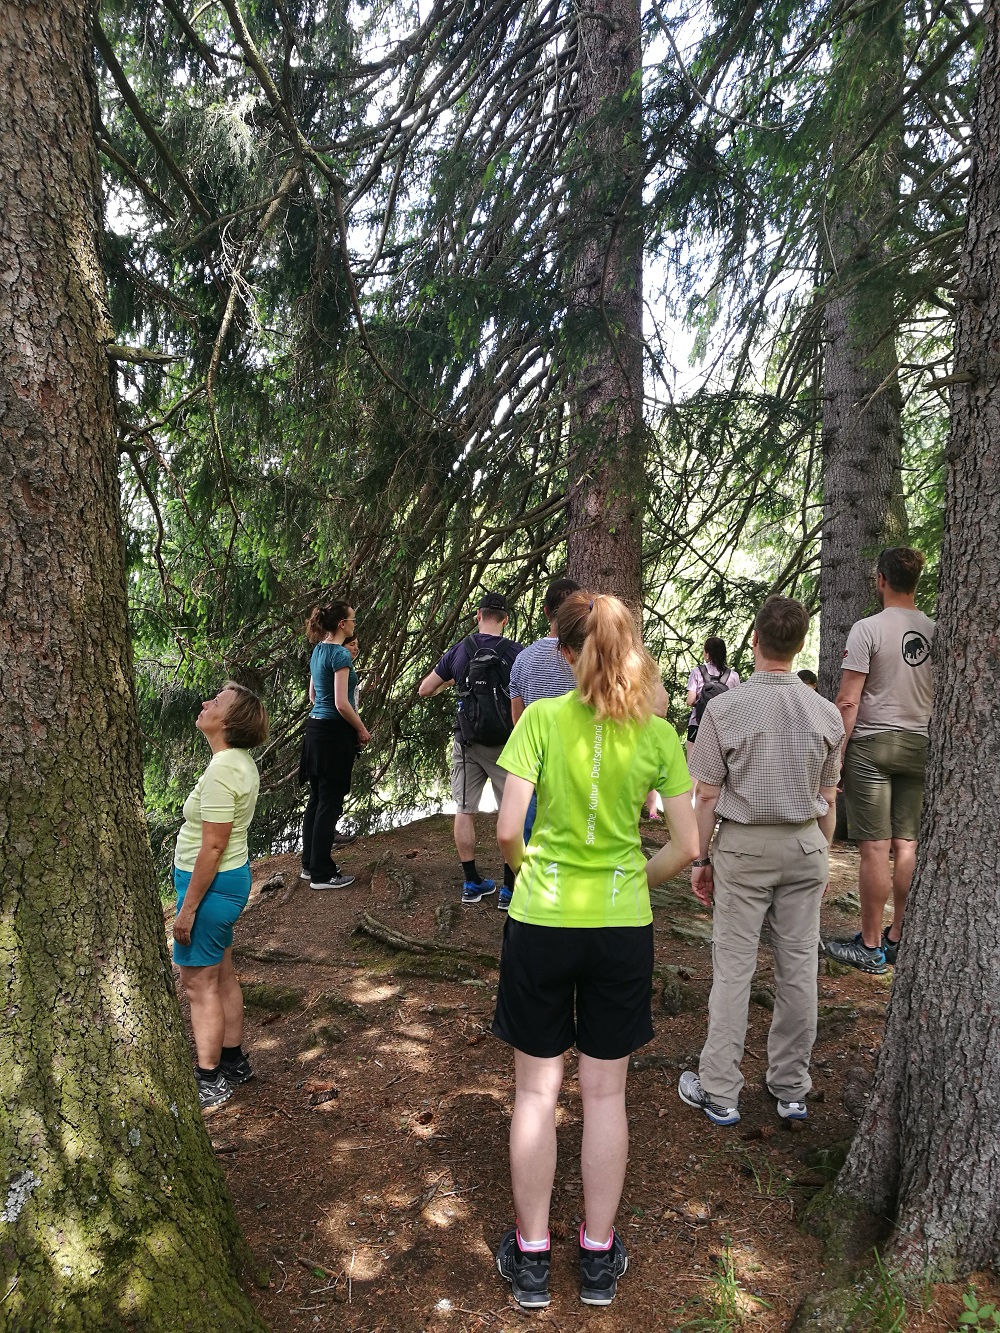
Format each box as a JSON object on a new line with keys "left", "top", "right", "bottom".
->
{"left": 419, "top": 592, "right": 523, "bottom": 905}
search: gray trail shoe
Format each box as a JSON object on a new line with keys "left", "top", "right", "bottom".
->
{"left": 823, "top": 933, "right": 887, "bottom": 974}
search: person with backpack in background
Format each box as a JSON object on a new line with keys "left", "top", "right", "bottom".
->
{"left": 419, "top": 592, "right": 523, "bottom": 904}
{"left": 508, "top": 576, "right": 580, "bottom": 859}
{"left": 685, "top": 637, "right": 739, "bottom": 757}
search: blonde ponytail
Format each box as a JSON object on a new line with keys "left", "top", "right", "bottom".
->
{"left": 556, "top": 592, "right": 660, "bottom": 724}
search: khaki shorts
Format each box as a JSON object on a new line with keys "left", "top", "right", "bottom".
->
{"left": 843, "top": 731, "right": 928, "bottom": 842}
{"left": 451, "top": 737, "right": 508, "bottom": 814}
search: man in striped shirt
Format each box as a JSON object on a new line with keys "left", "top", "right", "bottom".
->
{"left": 507, "top": 577, "right": 580, "bottom": 893}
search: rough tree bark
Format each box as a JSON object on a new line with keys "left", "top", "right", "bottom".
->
{"left": 0, "top": 3, "right": 264, "bottom": 1328}
{"left": 564, "top": 0, "right": 645, "bottom": 607}
{"left": 829, "top": 0, "right": 1000, "bottom": 1278}
{"left": 817, "top": 2, "right": 908, "bottom": 699}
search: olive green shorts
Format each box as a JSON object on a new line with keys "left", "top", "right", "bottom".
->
{"left": 843, "top": 731, "right": 928, "bottom": 843}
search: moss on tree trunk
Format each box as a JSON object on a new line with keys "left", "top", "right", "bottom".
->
{"left": 0, "top": 3, "right": 264, "bottom": 1326}
{"left": 818, "top": 0, "right": 1000, "bottom": 1280}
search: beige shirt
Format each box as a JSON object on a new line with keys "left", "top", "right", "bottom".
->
{"left": 842, "top": 607, "right": 935, "bottom": 739}
{"left": 689, "top": 671, "right": 843, "bottom": 825}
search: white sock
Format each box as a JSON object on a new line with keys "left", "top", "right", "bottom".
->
{"left": 516, "top": 1228, "right": 549, "bottom": 1252}
{"left": 581, "top": 1225, "right": 613, "bottom": 1251}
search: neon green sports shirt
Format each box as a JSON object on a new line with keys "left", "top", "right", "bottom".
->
{"left": 498, "top": 691, "right": 691, "bottom": 927}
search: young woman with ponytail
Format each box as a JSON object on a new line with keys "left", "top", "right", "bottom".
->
{"left": 298, "top": 602, "right": 370, "bottom": 890}
{"left": 685, "top": 636, "right": 740, "bottom": 755}
{"left": 491, "top": 592, "right": 698, "bottom": 1309}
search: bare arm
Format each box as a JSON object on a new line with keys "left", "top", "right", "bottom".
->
{"left": 334, "top": 667, "right": 370, "bottom": 744}
{"left": 685, "top": 688, "right": 697, "bottom": 708}
{"left": 651, "top": 681, "right": 668, "bottom": 718}
{"left": 645, "top": 792, "right": 700, "bottom": 889}
{"left": 690, "top": 781, "right": 723, "bottom": 907}
{"left": 308, "top": 676, "right": 315, "bottom": 704}
{"left": 418, "top": 669, "right": 452, "bottom": 698}
{"left": 172, "top": 820, "right": 233, "bottom": 945}
{"left": 511, "top": 695, "right": 524, "bottom": 724}
{"left": 497, "top": 773, "right": 534, "bottom": 872}
{"left": 834, "top": 670, "right": 866, "bottom": 750}
{"left": 818, "top": 785, "right": 838, "bottom": 844}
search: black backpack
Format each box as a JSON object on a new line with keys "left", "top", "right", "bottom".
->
{"left": 457, "top": 635, "right": 514, "bottom": 746}
{"left": 694, "top": 663, "right": 731, "bottom": 723}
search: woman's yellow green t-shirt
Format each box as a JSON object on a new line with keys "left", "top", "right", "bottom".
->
{"left": 498, "top": 691, "right": 691, "bottom": 927}
{"left": 173, "top": 748, "right": 260, "bottom": 873}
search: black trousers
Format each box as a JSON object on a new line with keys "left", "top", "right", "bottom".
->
{"left": 299, "top": 715, "right": 357, "bottom": 882}
{"left": 302, "top": 777, "right": 346, "bottom": 882}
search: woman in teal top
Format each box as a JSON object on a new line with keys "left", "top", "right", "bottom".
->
{"left": 172, "top": 681, "right": 268, "bottom": 1110}
{"left": 298, "top": 602, "right": 370, "bottom": 890}
{"left": 492, "top": 593, "right": 698, "bottom": 1310}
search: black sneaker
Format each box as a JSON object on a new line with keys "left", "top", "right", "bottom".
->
{"left": 495, "top": 1229, "right": 551, "bottom": 1309}
{"left": 823, "top": 933, "right": 887, "bottom": 974}
{"left": 579, "top": 1227, "right": 629, "bottom": 1306}
{"left": 195, "top": 1069, "right": 232, "bottom": 1109}
{"left": 219, "top": 1053, "right": 254, "bottom": 1086}
{"left": 882, "top": 926, "right": 900, "bottom": 965}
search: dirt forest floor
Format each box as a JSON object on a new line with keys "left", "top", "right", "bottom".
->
{"left": 178, "top": 815, "right": 1000, "bottom": 1332}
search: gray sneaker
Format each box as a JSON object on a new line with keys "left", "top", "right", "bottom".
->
{"left": 195, "top": 1069, "right": 232, "bottom": 1110}
{"left": 678, "top": 1070, "right": 740, "bottom": 1126}
{"left": 777, "top": 1099, "right": 807, "bottom": 1120}
{"left": 311, "top": 873, "right": 356, "bottom": 890}
{"left": 823, "top": 933, "right": 887, "bottom": 974}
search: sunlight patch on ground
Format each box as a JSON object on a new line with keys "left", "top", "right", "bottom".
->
{"left": 348, "top": 978, "right": 404, "bottom": 1005}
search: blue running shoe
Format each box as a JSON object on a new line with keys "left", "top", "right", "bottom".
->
{"left": 462, "top": 878, "right": 496, "bottom": 904}
{"left": 497, "top": 885, "right": 513, "bottom": 911}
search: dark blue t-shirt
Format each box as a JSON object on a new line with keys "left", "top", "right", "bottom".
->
{"left": 434, "top": 633, "right": 522, "bottom": 736}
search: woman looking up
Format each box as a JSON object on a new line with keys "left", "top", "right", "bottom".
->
{"left": 685, "top": 636, "right": 739, "bottom": 757}
{"left": 172, "top": 682, "right": 269, "bottom": 1109}
{"left": 492, "top": 593, "right": 698, "bottom": 1309}
{"left": 299, "top": 602, "right": 370, "bottom": 889}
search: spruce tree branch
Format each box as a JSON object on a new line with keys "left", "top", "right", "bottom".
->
{"left": 159, "top": 0, "right": 221, "bottom": 74}
{"left": 94, "top": 24, "right": 212, "bottom": 222}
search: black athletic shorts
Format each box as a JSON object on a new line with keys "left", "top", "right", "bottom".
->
{"left": 492, "top": 918, "right": 654, "bottom": 1060}
{"left": 687, "top": 723, "right": 699, "bottom": 744}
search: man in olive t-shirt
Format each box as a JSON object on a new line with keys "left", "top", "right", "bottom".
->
{"left": 824, "top": 548, "right": 935, "bottom": 974}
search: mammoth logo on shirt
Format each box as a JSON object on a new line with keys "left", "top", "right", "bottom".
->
{"left": 901, "top": 630, "right": 931, "bottom": 667}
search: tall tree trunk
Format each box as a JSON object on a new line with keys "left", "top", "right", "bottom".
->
{"left": 565, "top": 0, "right": 645, "bottom": 607}
{"left": 817, "top": 3, "right": 908, "bottom": 699}
{"left": 0, "top": 3, "right": 264, "bottom": 1327}
{"left": 830, "top": 0, "right": 1000, "bottom": 1278}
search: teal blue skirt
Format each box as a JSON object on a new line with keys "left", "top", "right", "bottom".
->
{"left": 172, "top": 862, "right": 251, "bottom": 967}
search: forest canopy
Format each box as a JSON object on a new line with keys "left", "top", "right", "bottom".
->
{"left": 97, "top": 0, "right": 977, "bottom": 860}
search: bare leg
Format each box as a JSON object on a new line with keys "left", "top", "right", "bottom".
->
{"left": 858, "top": 838, "right": 892, "bottom": 948}
{"left": 509, "top": 1051, "right": 564, "bottom": 1242}
{"left": 453, "top": 811, "right": 476, "bottom": 862}
{"left": 887, "top": 839, "right": 917, "bottom": 942}
{"left": 578, "top": 1054, "right": 630, "bottom": 1244}
{"left": 217, "top": 948, "right": 244, "bottom": 1048}
{"left": 178, "top": 962, "right": 224, "bottom": 1067}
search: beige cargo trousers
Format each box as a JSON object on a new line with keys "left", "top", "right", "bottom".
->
{"left": 699, "top": 817, "right": 828, "bottom": 1107}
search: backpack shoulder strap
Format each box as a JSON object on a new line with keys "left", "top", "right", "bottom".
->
{"left": 698, "top": 662, "right": 712, "bottom": 684}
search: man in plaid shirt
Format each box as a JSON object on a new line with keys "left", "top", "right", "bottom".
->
{"left": 678, "top": 597, "right": 844, "bottom": 1127}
